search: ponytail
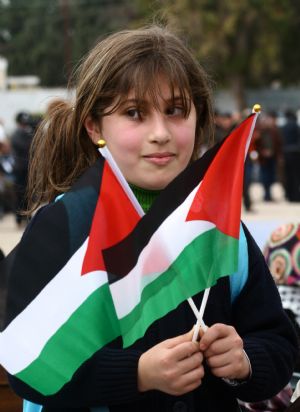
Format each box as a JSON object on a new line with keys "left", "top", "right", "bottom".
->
{"left": 26, "top": 99, "right": 98, "bottom": 214}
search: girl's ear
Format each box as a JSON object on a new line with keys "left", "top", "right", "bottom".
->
{"left": 84, "top": 116, "right": 101, "bottom": 144}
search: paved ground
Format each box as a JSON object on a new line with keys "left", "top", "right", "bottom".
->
{"left": 242, "top": 182, "right": 300, "bottom": 222}
{"left": 0, "top": 182, "right": 299, "bottom": 256}
{"left": 242, "top": 183, "right": 300, "bottom": 249}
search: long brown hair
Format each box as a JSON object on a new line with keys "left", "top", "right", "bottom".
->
{"left": 27, "top": 25, "right": 214, "bottom": 214}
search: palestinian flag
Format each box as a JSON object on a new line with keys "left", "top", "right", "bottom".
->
{"left": 104, "top": 112, "right": 258, "bottom": 347}
{"left": 0, "top": 158, "right": 141, "bottom": 395}
{"left": 0, "top": 111, "right": 258, "bottom": 397}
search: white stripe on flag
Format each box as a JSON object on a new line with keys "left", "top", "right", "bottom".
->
{"left": 0, "top": 238, "right": 107, "bottom": 373}
{"left": 110, "top": 183, "right": 215, "bottom": 319}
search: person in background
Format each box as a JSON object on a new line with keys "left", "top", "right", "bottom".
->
{"left": 0, "top": 119, "right": 15, "bottom": 217}
{"left": 10, "top": 112, "right": 34, "bottom": 227}
{"left": 280, "top": 110, "right": 300, "bottom": 202}
{"left": 240, "top": 109, "right": 256, "bottom": 213}
{"left": 214, "top": 111, "right": 234, "bottom": 143}
{"left": 213, "top": 110, "right": 255, "bottom": 212}
{"left": 0, "top": 119, "right": 7, "bottom": 150}
{"left": 253, "top": 112, "right": 283, "bottom": 202}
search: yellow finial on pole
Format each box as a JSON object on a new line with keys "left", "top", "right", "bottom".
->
{"left": 252, "top": 104, "right": 261, "bottom": 113}
{"left": 97, "top": 139, "right": 106, "bottom": 148}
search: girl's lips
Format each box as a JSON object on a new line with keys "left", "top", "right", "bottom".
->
{"left": 143, "top": 153, "right": 175, "bottom": 165}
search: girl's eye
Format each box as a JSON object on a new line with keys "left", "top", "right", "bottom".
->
{"left": 166, "top": 106, "right": 184, "bottom": 117}
{"left": 126, "top": 108, "right": 142, "bottom": 120}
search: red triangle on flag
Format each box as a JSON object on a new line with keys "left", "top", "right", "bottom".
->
{"left": 186, "top": 114, "right": 255, "bottom": 239}
{"left": 81, "top": 162, "right": 141, "bottom": 275}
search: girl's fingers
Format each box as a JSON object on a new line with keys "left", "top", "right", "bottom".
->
{"left": 170, "top": 361, "right": 204, "bottom": 394}
{"left": 181, "top": 364, "right": 205, "bottom": 388}
{"left": 171, "top": 341, "right": 200, "bottom": 362}
{"left": 164, "top": 329, "right": 194, "bottom": 349}
{"left": 210, "top": 364, "right": 234, "bottom": 379}
{"left": 200, "top": 323, "right": 235, "bottom": 351}
{"left": 203, "top": 335, "right": 242, "bottom": 358}
{"left": 205, "top": 352, "right": 231, "bottom": 369}
{"left": 179, "top": 351, "right": 203, "bottom": 375}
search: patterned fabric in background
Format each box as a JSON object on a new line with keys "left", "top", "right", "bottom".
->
{"left": 264, "top": 222, "right": 300, "bottom": 325}
{"left": 263, "top": 222, "right": 300, "bottom": 286}
{"left": 239, "top": 223, "right": 300, "bottom": 412}
{"left": 277, "top": 286, "right": 300, "bottom": 326}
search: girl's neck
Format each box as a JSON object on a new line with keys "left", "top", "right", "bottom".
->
{"left": 130, "top": 184, "right": 161, "bottom": 213}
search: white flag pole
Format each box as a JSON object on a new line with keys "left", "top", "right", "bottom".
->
{"left": 188, "top": 297, "right": 207, "bottom": 330}
{"left": 98, "top": 141, "right": 145, "bottom": 217}
{"left": 192, "top": 289, "right": 209, "bottom": 341}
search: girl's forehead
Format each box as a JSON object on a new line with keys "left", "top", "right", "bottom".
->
{"left": 108, "top": 73, "right": 192, "bottom": 114}
{"left": 119, "top": 79, "right": 190, "bottom": 104}
{"left": 126, "top": 85, "right": 181, "bottom": 101}
{"left": 113, "top": 65, "right": 192, "bottom": 105}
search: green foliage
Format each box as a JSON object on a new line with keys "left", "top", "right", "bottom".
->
{"left": 0, "top": 1, "right": 66, "bottom": 85}
{"left": 135, "top": 0, "right": 300, "bottom": 108}
{"left": 0, "top": 0, "right": 140, "bottom": 86}
{"left": 0, "top": 0, "right": 299, "bottom": 108}
{"left": 152, "top": 0, "right": 293, "bottom": 84}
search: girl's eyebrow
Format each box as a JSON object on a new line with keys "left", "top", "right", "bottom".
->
{"left": 121, "top": 98, "right": 143, "bottom": 105}
{"left": 119, "top": 95, "right": 185, "bottom": 106}
{"left": 170, "top": 96, "right": 186, "bottom": 103}
{"left": 117, "top": 98, "right": 146, "bottom": 109}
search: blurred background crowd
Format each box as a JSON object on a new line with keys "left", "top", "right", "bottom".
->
{"left": 214, "top": 108, "right": 300, "bottom": 211}
{"left": 0, "top": 111, "right": 41, "bottom": 226}
{"left": 1, "top": 106, "right": 300, "bottom": 228}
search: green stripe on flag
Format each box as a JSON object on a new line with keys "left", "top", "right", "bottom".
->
{"left": 16, "top": 284, "right": 119, "bottom": 395}
{"left": 121, "top": 228, "right": 238, "bottom": 347}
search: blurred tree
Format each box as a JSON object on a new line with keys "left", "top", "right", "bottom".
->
{"left": 1, "top": 0, "right": 300, "bottom": 105}
{"left": 70, "top": 0, "right": 140, "bottom": 77}
{"left": 0, "top": 0, "right": 139, "bottom": 86}
{"left": 277, "top": 0, "right": 300, "bottom": 86}
{"left": 0, "top": 0, "right": 67, "bottom": 85}
{"left": 136, "top": 0, "right": 300, "bottom": 110}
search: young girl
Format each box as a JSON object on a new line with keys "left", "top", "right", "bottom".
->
{"left": 6, "top": 25, "right": 298, "bottom": 412}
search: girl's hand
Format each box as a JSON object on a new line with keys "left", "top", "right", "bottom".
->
{"left": 138, "top": 330, "right": 204, "bottom": 395}
{"left": 199, "top": 323, "right": 250, "bottom": 381}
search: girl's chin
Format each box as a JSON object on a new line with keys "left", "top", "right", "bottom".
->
{"left": 130, "top": 181, "right": 168, "bottom": 191}
{"left": 128, "top": 171, "right": 177, "bottom": 191}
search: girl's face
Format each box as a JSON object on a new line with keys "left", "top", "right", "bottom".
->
{"left": 86, "top": 78, "right": 197, "bottom": 190}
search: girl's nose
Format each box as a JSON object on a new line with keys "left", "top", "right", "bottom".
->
{"left": 148, "top": 113, "right": 171, "bottom": 144}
